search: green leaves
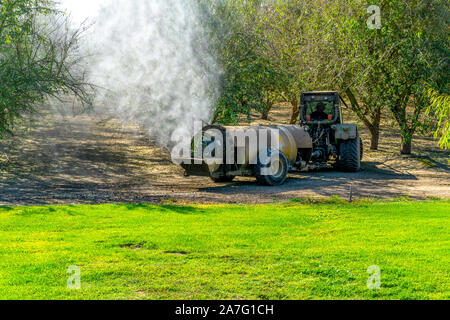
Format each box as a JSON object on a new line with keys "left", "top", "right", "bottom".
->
{"left": 427, "top": 87, "right": 450, "bottom": 150}
{"left": 0, "top": 0, "right": 92, "bottom": 138}
{"left": 200, "top": 0, "right": 286, "bottom": 123}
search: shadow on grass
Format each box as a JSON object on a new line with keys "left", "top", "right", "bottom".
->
{"left": 125, "top": 203, "right": 205, "bottom": 215}
{"left": 119, "top": 241, "right": 158, "bottom": 250}
{"left": 199, "top": 162, "right": 419, "bottom": 199}
{"left": 14, "top": 207, "right": 57, "bottom": 216}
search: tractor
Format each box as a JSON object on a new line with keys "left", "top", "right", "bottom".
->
{"left": 178, "top": 91, "right": 363, "bottom": 186}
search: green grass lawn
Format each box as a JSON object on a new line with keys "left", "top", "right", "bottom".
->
{"left": 0, "top": 199, "right": 448, "bottom": 300}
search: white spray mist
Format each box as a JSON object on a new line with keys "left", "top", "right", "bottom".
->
{"left": 84, "top": 0, "right": 219, "bottom": 148}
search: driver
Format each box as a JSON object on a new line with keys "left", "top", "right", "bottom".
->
{"left": 310, "top": 103, "right": 329, "bottom": 121}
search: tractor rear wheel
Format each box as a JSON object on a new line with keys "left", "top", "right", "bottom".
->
{"left": 338, "top": 134, "right": 361, "bottom": 172}
{"left": 211, "top": 176, "right": 235, "bottom": 183}
{"left": 254, "top": 149, "right": 289, "bottom": 186}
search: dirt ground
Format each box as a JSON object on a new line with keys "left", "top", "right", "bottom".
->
{"left": 0, "top": 105, "right": 449, "bottom": 206}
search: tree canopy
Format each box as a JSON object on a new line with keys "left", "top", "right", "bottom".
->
{"left": 1, "top": 0, "right": 448, "bottom": 154}
{"left": 200, "top": 0, "right": 449, "bottom": 153}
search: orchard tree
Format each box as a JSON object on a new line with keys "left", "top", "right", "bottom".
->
{"left": 253, "top": 1, "right": 308, "bottom": 124}
{"left": 0, "top": 0, "right": 92, "bottom": 137}
{"left": 253, "top": 0, "right": 338, "bottom": 124}
{"left": 315, "top": 0, "right": 448, "bottom": 153}
{"left": 305, "top": 0, "right": 393, "bottom": 151}
{"left": 199, "top": 0, "right": 284, "bottom": 124}
{"left": 376, "top": 0, "right": 449, "bottom": 154}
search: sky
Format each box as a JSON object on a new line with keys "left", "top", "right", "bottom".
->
{"left": 59, "top": 0, "right": 106, "bottom": 23}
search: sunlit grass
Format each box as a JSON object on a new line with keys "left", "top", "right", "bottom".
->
{"left": 0, "top": 200, "right": 448, "bottom": 300}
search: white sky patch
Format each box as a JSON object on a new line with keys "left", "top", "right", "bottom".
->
{"left": 59, "top": 0, "right": 107, "bottom": 24}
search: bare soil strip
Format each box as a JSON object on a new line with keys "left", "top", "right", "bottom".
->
{"left": 1, "top": 107, "right": 449, "bottom": 205}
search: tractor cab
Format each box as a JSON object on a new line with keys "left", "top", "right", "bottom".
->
{"left": 300, "top": 92, "right": 342, "bottom": 126}
{"left": 299, "top": 91, "right": 360, "bottom": 168}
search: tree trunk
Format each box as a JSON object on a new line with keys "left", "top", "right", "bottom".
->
{"left": 290, "top": 97, "right": 300, "bottom": 124}
{"left": 345, "top": 89, "right": 382, "bottom": 151}
{"left": 369, "top": 108, "right": 381, "bottom": 150}
{"left": 401, "top": 140, "right": 412, "bottom": 155}
{"left": 261, "top": 100, "right": 273, "bottom": 121}
{"left": 370, "top": 129, "right": 380, "bottom": 150}
{"left": 261, "top": 109, "right": 270, "bottom": 120}
{"left": 261, "top": 95, "right": 273, "bottom": 120}
{"left": 290, "top": 106, "right": 299, "bottom": 124}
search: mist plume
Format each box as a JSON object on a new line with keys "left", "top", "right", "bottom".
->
{"left": 84, "top": 0, "right": 219, "bottom": 147}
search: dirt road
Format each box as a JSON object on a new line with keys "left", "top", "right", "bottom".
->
{"left": 1, "top": 107, "right": 449, "bottom": 206}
